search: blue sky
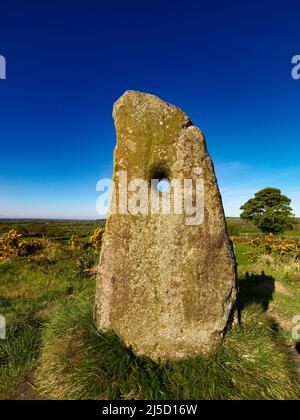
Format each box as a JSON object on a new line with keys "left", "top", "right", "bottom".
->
{"left": 0, "top": 0, "right": 299, "bottom": 218}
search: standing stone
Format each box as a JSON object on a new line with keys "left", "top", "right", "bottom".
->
{"left": 95, "top": 91, "right": 237, "bottom": 361}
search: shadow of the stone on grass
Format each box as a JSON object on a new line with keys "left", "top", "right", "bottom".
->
{"left": 237, "top": 271, "right": 275, "bottom": 325}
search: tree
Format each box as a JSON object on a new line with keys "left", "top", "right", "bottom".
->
{"left": 240, "top": 188, "right": 295, "bottom": 234}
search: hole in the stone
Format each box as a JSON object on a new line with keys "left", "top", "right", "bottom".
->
{"left": 149, "top": 164, "right": 171, "bottom": 193}
{"left": 150, "top": 166, "right": 169, "bottom": 180}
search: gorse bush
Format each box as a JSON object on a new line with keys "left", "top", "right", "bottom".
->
{"left": 0, "top": 230, "right": 46, "bottom": 262}
{"left": 68, "top": 233, "right": 99, "bottom": 274}
{"left": 0, "top": 230, "right": 21, "bottom": 261}
{"left": 69, "top": 234, "right": 83, "bottom": 252}
{"left": 90, "top": 227, "right": 105, "bottom": 251}
{"left": 245, "top": 235, "right": 300, "bottom": 263}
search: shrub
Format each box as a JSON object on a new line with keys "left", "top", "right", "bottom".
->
{"left": 18, "top": 239, "right": 44, "bottom": 257}
{"left": 69, "top": 234, "right": 83, "bottom": 252}
{"left": 227, "top": 223, "right": 240, "bottom": 236}
{"left": 246, "top": 235, "right": 300, "bottom": 263}
{"left": 0, "top": 230, "right": 51, "bottom": 262}
{"left": 90, "top": 227, "right": 105, "bottom": 251}
{"left": 0, "top": 230, "right": 21, "bottom": 261}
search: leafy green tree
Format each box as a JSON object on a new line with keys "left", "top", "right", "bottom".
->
{"left": 240, "top": 188, "right": 295, "bottom": 234}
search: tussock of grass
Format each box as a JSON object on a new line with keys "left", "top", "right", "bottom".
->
{"left": 0, "top": 318, "right": 41, "bottom": 399}
{"left": 0, "top": 253, "right": 96, "bottom": 399}
{"left": 36, "top": 300, "right": 300, "bottom": 400}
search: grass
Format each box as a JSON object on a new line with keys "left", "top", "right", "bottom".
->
{"left": 1, "top": 219, "right": 300, "bottom": 400}
{"left": 35, "top": 298, "right": 300, "bottom": 400}
{"left": 227, "top": 217, "right": 300, "bottom": 239}
{"left": 0, "top": 316, "right": 41, "bottom": 399}
{"left": 234, "top": 243, "right": 252, "bottom": 266}
{"left": 0, "top": 243, "right": 97, "bottom": 399}
{"left": 238, "top": 256, "right": 300, "bottom": 344}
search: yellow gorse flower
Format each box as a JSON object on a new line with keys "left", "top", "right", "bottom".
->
{"left": 90, "top": 227, "right": 105, "bottom": 251}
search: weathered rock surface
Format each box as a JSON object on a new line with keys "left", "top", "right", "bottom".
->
{"left": 95, "top": 91, "right": 237, "bottom": 361}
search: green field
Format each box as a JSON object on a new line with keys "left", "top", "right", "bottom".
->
{"left": 0, "top": 219, "right": 105, "bottom": 242}
{"left": 227, "top": 217, "right": 300, "bottom": 239}
{"left": 1, "top": 217, "right": 299, "bottom": 239}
